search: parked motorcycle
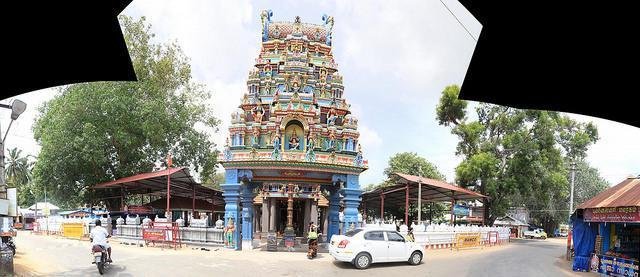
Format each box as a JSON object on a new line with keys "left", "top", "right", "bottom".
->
{"left": 91, "top": 244, "right": 110, "bottom": 275}
{"left": 1, "top": 235, "right": 15, "bottom": 256}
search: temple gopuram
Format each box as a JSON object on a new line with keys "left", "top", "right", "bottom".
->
{"left": 218, "top": 10, "right": 367, "bottom": 250}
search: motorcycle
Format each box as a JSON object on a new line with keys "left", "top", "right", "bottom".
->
{"left": 91, "top": 243, "right": 110, "bottom": 275}
{"left": 1, "top": 235, "right": 16, "bottom": 256}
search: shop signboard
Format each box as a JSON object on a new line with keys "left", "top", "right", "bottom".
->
{"left": 591, "top": 254, "right": 639, "bottom": 277}
{"left": 584, "top": 207, "right": 640, "bottom": 223}
{"left": 453, "top": 204, "right": 470, "bottom": 216}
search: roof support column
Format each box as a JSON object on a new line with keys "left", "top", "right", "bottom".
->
{"left": 192, "top": 184, "right": 196, "bottom": 219}
{"left": 166, "top": 173, "right": 171, "bottom": 220}
{"left": 450, "top": 192, "right": 455, "bottom": 225}
{"left": 418, "top": 180, "right": 422, "bottom": 224}
{"left": 405, "top": 184, "right": 409, "bottom": 226}
{"left": 380, "top": 193, "right": 385, "bottom": 222}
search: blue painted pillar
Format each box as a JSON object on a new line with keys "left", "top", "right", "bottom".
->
{"left": 600, "top": 223, "right": 610, "bottom": 253}
{"left": 240, "top": 183, "right": 255, "bottom": 250}
{"left": 221, "top": 169, "right": 241, "bottom": 250}
{"left": 343, "top": 174, "right": 362, "bottom": 232}
{"left": 327, "top": 189, "right": 341, "bottom": 241}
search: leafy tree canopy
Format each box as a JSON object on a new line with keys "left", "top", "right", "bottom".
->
{"left": 436, "top": 84, "right": 599, "bottom": 227}
{"left": 32, "top": 16, "right": 219, "bottom": 209}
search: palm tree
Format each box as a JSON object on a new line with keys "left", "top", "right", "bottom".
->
{"left": 5, "top": 147, "right": 33, "bottom": 187}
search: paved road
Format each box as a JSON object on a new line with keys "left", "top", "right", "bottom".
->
{"left": 13, "top": 231, "right": 582, "bottom": 277}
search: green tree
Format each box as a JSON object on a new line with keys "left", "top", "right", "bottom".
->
{"left": 436, "top": 85, "right": 598, "bottom": 227}
{"left": 202, "top": 172, "right": 225, "bottom": 190}
{"left": 572, "top": 160, "right": 610, "bottom": 207}
{"left": 32, "top": 15, "right": 220, "bottom": 209}
{"left": 5, "top": 147, "right": 37, "bottom": 206}
{"left": 5, "top": 148, "right": 32, "bottom": 187}
{"left": 383, "top": 152, "right": 446, "bottom": 185}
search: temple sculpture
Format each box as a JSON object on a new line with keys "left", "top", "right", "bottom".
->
{"left": 219, "top": 11, "right": 367, "bottom": 251}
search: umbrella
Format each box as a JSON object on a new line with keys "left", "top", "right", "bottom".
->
{"left": 456, "top": 1, "right": 638, "bottom": 128}
{"left": 5, "top": 1, "right": 137, "bottom": 97}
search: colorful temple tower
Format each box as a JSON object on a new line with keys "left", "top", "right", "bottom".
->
{"left": 219, "top": 10, "right": 367, "bottom": 250}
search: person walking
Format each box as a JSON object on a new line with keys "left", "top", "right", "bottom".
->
{"left": 307, "top": 222, "right": 319, "bottom": 259}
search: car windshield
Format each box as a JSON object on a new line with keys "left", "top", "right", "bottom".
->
{"left": 345, "top": 229, "right": 363, "bottom": 237}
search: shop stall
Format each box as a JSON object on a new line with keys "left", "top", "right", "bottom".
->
{"left": 571, "top": 176, "right": 639, "bottom": 276}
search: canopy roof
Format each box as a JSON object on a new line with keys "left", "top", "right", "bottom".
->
{"left": 362, "top": 173, "right": 488, "bottom": 207}
{"left": 577, "top": 176, "right": 640, "bottom": 209}
{"left": 28, "top": 202, "right": 60, "bottom": 211}
{"left": 494, "top": 215, "right": 529, "bottom": 227}
{"left": 93, "top": 167, "right": 223, "bottom": 201}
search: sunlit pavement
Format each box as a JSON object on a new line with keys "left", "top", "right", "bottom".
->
{"left": 13, "top": 231, "right": 579, "bottom": 277}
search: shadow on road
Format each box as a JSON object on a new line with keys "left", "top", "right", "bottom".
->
{"left": 49, "top": 264, "right": 130, "bottom": 277}
{"left": 510, "top": 239, "right": 564, "bottom": 249}
{"left": 332, "top": 260, "right": 419, "bottom": 270}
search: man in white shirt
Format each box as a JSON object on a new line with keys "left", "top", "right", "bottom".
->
{"left": 90, "top": 219, "right": 112, "bottom": 262}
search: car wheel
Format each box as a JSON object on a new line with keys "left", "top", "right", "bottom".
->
{"left": 354, "top": 252, "right": 372, "bottom": 270}
{"left": 409, "top": 251, "right": 422, "bottom": 265}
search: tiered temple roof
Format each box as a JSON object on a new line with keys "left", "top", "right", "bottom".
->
{"left": 220, "top": 11, "right": 366, "bottom": 173}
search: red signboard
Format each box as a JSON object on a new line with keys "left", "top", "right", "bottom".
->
{"left": 126, "top": 205, "right": 153, "bottom": 214}
{"left": 142, "top": 222, "right": 181, "bottom": 249}
{"left": 584, "top": 206, "right": 640, "bottom": 223}
{"left": 142, "top": 228, "right": 165, "bottom": 241}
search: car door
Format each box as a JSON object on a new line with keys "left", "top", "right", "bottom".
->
{"left": 385, "top": 231, "right": 409, "bottom": 262}
{"left": 363, "top": 231, "right": 388, "bottom": 262}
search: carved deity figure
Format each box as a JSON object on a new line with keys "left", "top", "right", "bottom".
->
{"left": 260, "top": 10, "right": 273, "bottom": 41}
{"left": 322, "top": 14, "right": 334, "bottom": 46}
{"left": 224, "top": 217, "right": 236, "bottom": 248}
{"left": 253, "top": 102, "right": 264, "bottom": 124}
{"left": 273, "top": 130, "right": 281, "bottom": 149}
{"left": 289, "top": 130, "right": 300, "bottom": 150}
{"left": 327, "top": 106, "right": 338, "bottom": 125}
{"left": 252, "top": 127, "right": 260, "bottom": 147}
{"left": 305, "top": 133, "right": 316, "bottom": 162}
{"left": 327, "top": 129, "right": 337, "bottom": 150}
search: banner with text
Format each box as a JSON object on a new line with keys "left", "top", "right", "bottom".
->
{"left": 584, "top": 207, "right": 640, "bottom": 223}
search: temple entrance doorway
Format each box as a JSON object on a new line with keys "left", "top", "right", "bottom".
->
{"left": 276, "top": 198, "right": 306, "bottom": 237}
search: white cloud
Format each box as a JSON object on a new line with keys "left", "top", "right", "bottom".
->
{"left": 566, "top": 113, "right": 640, "bottom": 185}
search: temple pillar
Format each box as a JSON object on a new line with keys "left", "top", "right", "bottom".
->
{"left": 240, "top": 183, "right": 255, "bottom": 250}
{"left": 303, "top": 199, "right": 310, "bottom": 237}
{"left": 261, "top": 198, "right": 269, "bottom": 234}
{"left": 322, "top": 207, "right": 329, "bottom": 240}
{"left": 221, "top": 169, "right": 241, "bottom": 250}
{"left": 343, "top": 174, "right": 362, "bottom": 232}
{"left": 327, "top": 189, "right": 341, "bottom": 241}
{"left": 269, "top": 198, "right": 276, "bottom": 232}
{"left": 310, "top": 200, "right": 318, "bottom": 231}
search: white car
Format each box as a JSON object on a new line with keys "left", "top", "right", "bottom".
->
{"left": 329, "top": 228, "right": 424, "bottom": 269}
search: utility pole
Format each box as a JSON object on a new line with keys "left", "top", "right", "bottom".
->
{"left": 569, "top": 161, "right": 576, "bottom": 217}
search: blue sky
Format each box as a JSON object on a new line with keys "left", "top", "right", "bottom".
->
{"left": 2, "top": 0, "right": 638, "bottom": 187}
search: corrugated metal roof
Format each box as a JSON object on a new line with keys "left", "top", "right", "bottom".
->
{"left": 394, "top": 173, "right": 487, "bottom": 199}
{"left": 577, "top": 177, "right": 640, "bottom": 209}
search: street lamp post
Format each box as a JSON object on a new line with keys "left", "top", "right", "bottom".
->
{"left": 0, "top": 99, "right": 27, "bottom": 275}
{"left": 569, "top": 161, "right": 576, "bottom": 216}
{"left": 0, "top": 100, "right": 27, "bottom": 199}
